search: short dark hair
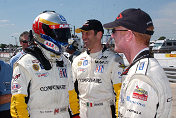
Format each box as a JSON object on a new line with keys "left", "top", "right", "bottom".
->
{"left": 19, "top": 31, "right": 29, "bottom": 42}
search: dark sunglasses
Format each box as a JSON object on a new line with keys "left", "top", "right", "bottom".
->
{"left": 20, "top": 40, "right": 28, "bottom": 43}
{"left": 112, "top": 29, "right": 128, "bottom": 34}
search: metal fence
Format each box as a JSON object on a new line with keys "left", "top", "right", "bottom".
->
{"left": 163, "top": 67, "right": 176, "bottom": 82}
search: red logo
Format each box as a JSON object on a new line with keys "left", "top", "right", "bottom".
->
{"left": 132, "top": 86, "right": 148, "bottom": 101}
{"left": 116, "top": 13, "right": 123, "bottom": 20}
{"left": 54, "top": 108, "right": 59, "bottom": 115}
{"left": 13, "top": 74, "right": 21, "bottom": 81}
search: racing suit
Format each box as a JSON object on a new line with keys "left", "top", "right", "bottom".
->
{"left": 72, "top": 47, "right": 124, "bottom": 118}
{"left": 118, "top": 48, "right": 172, "bottom": 118}
{"left": 10, "top": 46, "right": 80, "bottom": 118}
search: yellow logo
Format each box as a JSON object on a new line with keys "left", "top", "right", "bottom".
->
{"left": 78, "top": 61, "right": 82, "bottom": 66}
{"left": 33, "top": 64, "right": 39, "bottom": 71}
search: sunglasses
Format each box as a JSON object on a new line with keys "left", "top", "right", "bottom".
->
{"left": 20, "top": 40, "right": 28, "bottom": 43}
{"left": 111, "top": 29, "right": 128, "bottom": 34}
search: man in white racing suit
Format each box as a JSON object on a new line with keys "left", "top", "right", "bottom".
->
{"left": 72, "top": 19, "right": 124, "bottom": 118}
{"left": 103, "top": 8, "right": 172, "bottom": 118}
{"left": 10, "top": 11, "right": 80, "bottom": 118}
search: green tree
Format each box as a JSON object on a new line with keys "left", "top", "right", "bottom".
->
{"left": 0, "top": 44, "right": 7, "bottom": 51}
{"left": 158, "top": 36, "right": 166, "bottom": 40}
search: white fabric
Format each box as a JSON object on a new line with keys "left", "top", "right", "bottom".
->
{"left": 118, "top": 57, "right": 172, "bottom": 118}
{"left": 11, "top": 47, "right": 74, "bottom": 118}
{"left": 72, "top": 49, "right": 124, "bottom": 118}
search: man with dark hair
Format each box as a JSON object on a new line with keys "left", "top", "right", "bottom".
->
{"left": 103, "top": 8, "right": 172, "bottom": 118}
{"left": 72, "top": 19, "right": 124, "bottom": 118}
{"left": 10, "top": 31, "right": 30, "bottom": 68}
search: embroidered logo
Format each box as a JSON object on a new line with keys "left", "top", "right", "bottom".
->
{"left": 132, "top": 86, "right": 148, "bottom": 101}
{"left": 33, "top": 64, "right": 39, "bottom": 71}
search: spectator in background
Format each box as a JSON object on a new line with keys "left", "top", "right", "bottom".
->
{"left": 0, "top": 60, "right": 12, "bottom": 118}
{"left": 10, "top": 31, "right": 30, "bottom": 68}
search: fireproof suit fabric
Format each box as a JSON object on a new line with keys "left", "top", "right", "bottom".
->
{"left": 72, "top": 49, "right": 124, "bottom": 118}
{"left": 118, "top": 50, "right": 172, "bottom": 118}
{"left": 10, "top": 48, "right": 79, "bottom": 118}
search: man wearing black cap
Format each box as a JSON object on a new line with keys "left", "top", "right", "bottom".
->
{"left": 72, "top": 19, "right": 124, "bottom": 118}
{"left": 104, "top": 8, "right": 172, "bottom": 118}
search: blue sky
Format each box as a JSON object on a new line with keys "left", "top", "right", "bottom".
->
{"left": 0, "top": 0, "right": 176, "bottom": 45}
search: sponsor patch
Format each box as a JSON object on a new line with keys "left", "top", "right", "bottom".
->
{"left": 119, "top": 63, "right": 126, "bottom": 69}
{"left": 44, "top": 40, "right": 59, "bottom": 52}
{"left": 40, "top": 85, "right": 66, "bottom": 91}
{"left": 78, "top": 61, "right": 82, "bottom": 66}
{"left": 39, "top": 63, "right": 44, "bottom": 69}
{"left": 78, "top": 78, "right": 102, "bottom": 83}
{"left": 36, "top": 72, "right": 49, "bottom": 77}
{"left": 59, "top": 68, "right": 67, "bottom": 78}
{"left": 127, "top": 96, "right": 145, "bottom": 107}
{"left": 132, "top": 86, "right": 148, "bottom": 101}
{"left": 13, "top": 74, "right": 21, "bottom": 81}
{"left": 80, "top": 57, "right": 86, "bottom": 60}
{"left": 33, "top": 64, "right": 39, "bottom": 71}
{"left": 127, "top": 109, "right": 141, "bottom": 115}
{"left": 54, "top": 108, "right": 59, "bottom": 115}
{"left": 83, "top": 60, "right": 88, "bottom": 66}
{"left": 32, "top": 60, "right": 39, "bottom": 63}
{"left": 138, "top": 62, "right": 145, "bottom": 70}
{"left": 12, "top": 83, "right": 21, "bottom": 90}
{"left": 78, "top": 68, "right": 86, "bottom": 72}
{"left": 95, "top": 65, "right": 104, "bottom": 73}
{"left": 95, "top": 60, "right": 108, "bottom": 64}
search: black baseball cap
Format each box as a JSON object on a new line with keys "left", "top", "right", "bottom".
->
{"left": 103, "top": 8, "right": 154, "bottom": 35}
{"left": 75, "top": 19, "right": 104, "bottom": 34}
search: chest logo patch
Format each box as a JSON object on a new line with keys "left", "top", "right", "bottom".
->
{"left": 59, "top": 68, "right": 67, "bottom": 78}
{"left": 95, "top": 65, "right": 104, "bottom": 73}
{"left": 78, "top": 61, "right": 82, "bottom": 66}
{"left": 132, "top": 85, "right": 148, "bottom": 101}
{"left": 33, "top": 64, "right": 39, "bottom": 71}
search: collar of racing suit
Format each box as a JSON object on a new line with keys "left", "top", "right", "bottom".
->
{"left": 86, "top": 46, "right": 107, "bottom": 56}
{"left": 121, "top": 49, "right": 153, "bottom": 75}
{"left": 25, "top": 45, "right": 52, "bottom": 70}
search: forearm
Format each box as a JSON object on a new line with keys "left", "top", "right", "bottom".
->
{"left": 0, "top": 94, "right": 12, "bottom": 105}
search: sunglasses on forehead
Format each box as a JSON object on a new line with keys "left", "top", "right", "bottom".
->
{"left": 111, "top": 29, "right": 128, "bottom": 34}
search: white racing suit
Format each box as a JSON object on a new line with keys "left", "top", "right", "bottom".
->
{"left": 72, "top": 48, "right": 124, "bottom": 118}
{"left": 10, "top": 46, "right": 79, "bottom": 118}
{"left": 118, "top": 49, "right": 172, "bottom": 118}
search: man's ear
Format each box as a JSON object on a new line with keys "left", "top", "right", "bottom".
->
{"left": 124, "top": 30, "right": 134, "bottom": 42}
{"left": 96, "top": 31, "right": 103, "bottom": 39}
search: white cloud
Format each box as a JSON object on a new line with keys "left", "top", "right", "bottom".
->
{"left": 0, "top": 19, "right": 15, "bottom": 27}
{"left": 0, "top": 19, "right": 9, "bottom": 23}
{"left": 0, "top": 24, "right": 15, "bottom": 27}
